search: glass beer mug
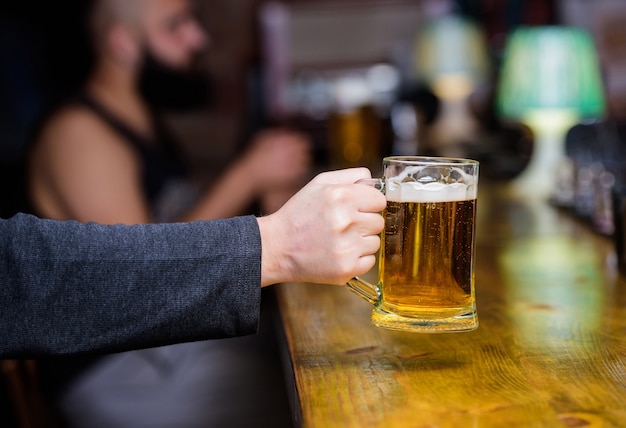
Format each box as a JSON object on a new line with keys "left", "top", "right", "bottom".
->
{"left": 347, "top": 156, "right": 479, "bottom": 332}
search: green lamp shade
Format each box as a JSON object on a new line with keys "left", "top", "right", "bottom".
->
{"left": 496, "top": 26, "right": 606, "bottom": 121}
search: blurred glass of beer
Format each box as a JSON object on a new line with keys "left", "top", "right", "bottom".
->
{"left": 347, "top": 156, "right": 478, "bottom": 332}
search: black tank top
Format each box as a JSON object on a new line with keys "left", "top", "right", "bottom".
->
{"left": 75, "top": 94, "right": 187, "bottom": 205}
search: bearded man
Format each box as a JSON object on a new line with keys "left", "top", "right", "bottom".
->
{"left": 28, "top": 0, "right": 310, "bottom": 225}
{"left": 26, "top": 1, "right": 311, "bottom": 426}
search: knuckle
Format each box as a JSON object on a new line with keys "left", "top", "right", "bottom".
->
{"left": 360, "top": 255, "right": 376, "bottom": 274}
{"left": 328, "top": 210, "right": 352, "bottom": 233}
{"left": 325, "top": 185, "right": 350, "bottom": 204}
{"left": 331, "top": 246, "right": 362, "bottom": 280}
{"left": 335, "top": 259, "right": 356, "bottom": 281}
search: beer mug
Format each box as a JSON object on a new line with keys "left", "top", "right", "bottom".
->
{"left": 347, "top": 156, "right": 479, "bottom": 332}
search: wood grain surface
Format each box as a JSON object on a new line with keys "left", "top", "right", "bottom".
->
{"left": 275, "top": 185, "right": 626, "bottom": 428}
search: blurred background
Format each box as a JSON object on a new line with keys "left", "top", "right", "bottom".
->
{"left": 1, "top": 0, "right": 626, "bottom": 216}
{"left": 2, "top": 0, "right": 626, "bottom": 426}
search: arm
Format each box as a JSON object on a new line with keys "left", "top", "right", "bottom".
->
{"left": 2, "top": 168, "right": 385, "bottom": 358}
{"left": 30, "top": 110, "right": 310, "bottom": 224}
{"left": 180, "top": 128, "right": 311, "bottom": 220}
{"left": 0, "top": 214, "right": 261, "bottom": 358}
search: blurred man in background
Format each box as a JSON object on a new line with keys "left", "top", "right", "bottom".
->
{"left": 26, "top": 0, "right": 311, "bottom": 427}
{"left": 29, "top": 0, "right": 310, "bottom": 225}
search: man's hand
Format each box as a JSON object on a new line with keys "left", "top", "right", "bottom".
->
{"left": 243, "top": 128, "right": 312, "bottom": 193}
{"left": 257, "top": 168, "right": 386, "bottom": 286}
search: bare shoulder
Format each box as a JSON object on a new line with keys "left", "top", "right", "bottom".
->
{"left": 30, "top": 103, "right": 141, "bottom": 187}
{"left": 28, "top": 103, "right": 149, "bottom": 222}
{"left": 35, "top": 104, "right": 127, "bottom": 156}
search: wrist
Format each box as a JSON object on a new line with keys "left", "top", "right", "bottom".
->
{"left": 257, "top": 214, "right": 294, "bottom": 287}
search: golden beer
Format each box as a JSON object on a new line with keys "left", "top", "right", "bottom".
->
{"left": 346, "top": 156, "right": 479, "bottom": 333}
{"left": 372, "top": 182, "right": 478, "bottom": 331}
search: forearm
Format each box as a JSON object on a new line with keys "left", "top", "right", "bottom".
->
{"left": 180, "top": 159, "right": 260, "bottom": 221}
{"left": 0, "top": 214, "right": 262, "bottom": 358}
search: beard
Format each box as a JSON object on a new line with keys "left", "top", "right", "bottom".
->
{"left": 137, "top": 49, "right": 213, "bottom": 112}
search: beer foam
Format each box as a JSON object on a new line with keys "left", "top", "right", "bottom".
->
{"left": 386, "top": 181, "right": 477, "bottom": 202}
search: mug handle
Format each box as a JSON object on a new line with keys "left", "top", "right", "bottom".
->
{"left": 345, "top": 177, "right": 385, "bottom": 304}
{"left": 347, "top": 277, "right": 380, "bottom": 304}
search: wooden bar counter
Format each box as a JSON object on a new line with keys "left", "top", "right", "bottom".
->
{"left": 274, "top": 184, "right": 626, "bottom": 427}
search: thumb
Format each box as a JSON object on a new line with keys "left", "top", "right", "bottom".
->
{"left": 312, "top": 167, "right": 372, "bottom": 185}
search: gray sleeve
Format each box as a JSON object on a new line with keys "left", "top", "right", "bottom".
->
{"left": 0, "top": 213, "right": 262, "bottom": 358}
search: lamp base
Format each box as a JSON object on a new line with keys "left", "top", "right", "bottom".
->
{"left": 507, "top": 111, "right": 577, "bottom": 200}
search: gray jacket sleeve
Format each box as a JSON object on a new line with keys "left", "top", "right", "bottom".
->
{"left": 0, "top": 213, "right": 262, "bottom": 358}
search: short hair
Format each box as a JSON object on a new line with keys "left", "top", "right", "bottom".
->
{"left": 87, "top": 0, "right": 142, "bottom": 52}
